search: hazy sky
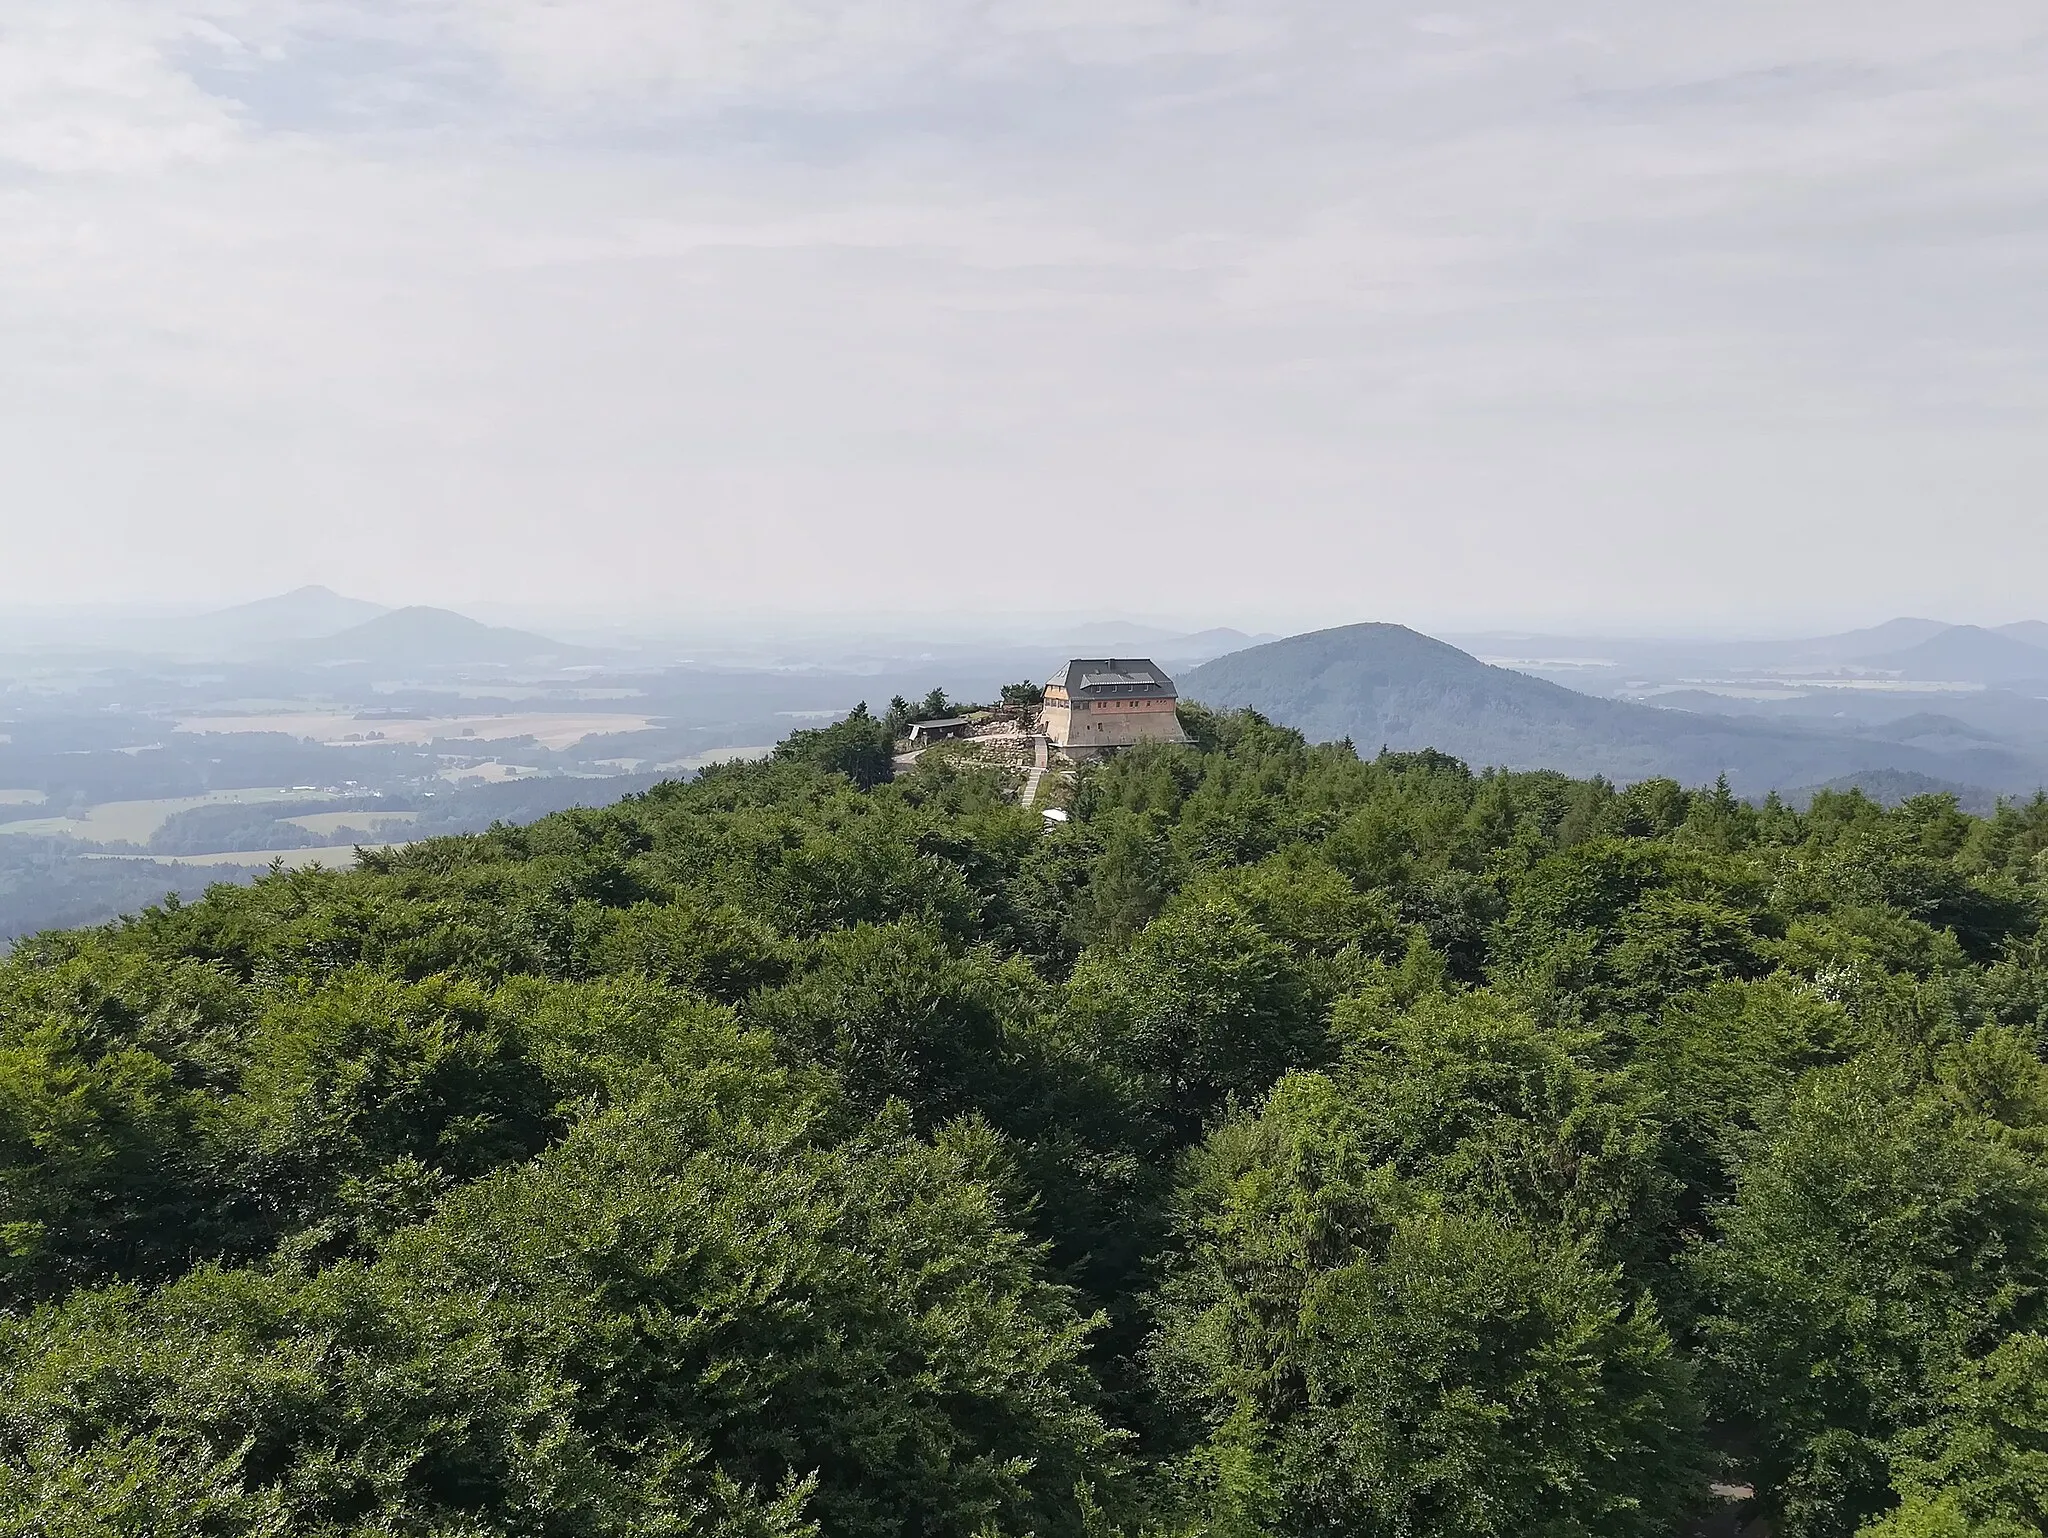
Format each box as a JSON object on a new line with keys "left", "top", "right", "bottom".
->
{"left": 1, "top": 1, "right": 2043, "bottom": 633}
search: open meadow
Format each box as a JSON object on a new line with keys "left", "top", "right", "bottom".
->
{"left": 176, "top": 711, "right": 654, "bottom": 749}
{"left": 0, "top": 787, "right": 340, "bottom": 845}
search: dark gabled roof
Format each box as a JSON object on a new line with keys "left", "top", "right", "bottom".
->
{"left": 1049, "top": 658, "right": 1178, "bottom": 699}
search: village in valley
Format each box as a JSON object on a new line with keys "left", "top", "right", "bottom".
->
{"left": 893, "top": 657, "right": 1189, "bottom": 814}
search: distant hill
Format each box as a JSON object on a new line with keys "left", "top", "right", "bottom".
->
{"left": 1996, "top": 620, "right": 2048, "bottom": 649}
{"left": 1790, "top": 616, "right": 1956, "bottom": 662}
{"left": 1057, "top": 621, "right": 1272, "bottom": 655}
{"left": 1857, "top": 624, "right": 2048, "bottom": 684}
{"left": 172, "top": 585, "right": 388, "bottom": 652}
{"left": 1177, "top": 623, "right": 2048, "bottom": 794}
{"left": 1853, "top": 713, "right": 2012, "bottom": 750}
{"left": 295, "top": 606, "right": 586, "bottom": 668}
{"left": 1152, "top": 628, "right": 1273, "bottom": 663}
{"left": 1056, "top": 621, "right": 1188, "bottom": 650}
{"left": 1784, "top": 769, "right": 2000, "bottom": 815}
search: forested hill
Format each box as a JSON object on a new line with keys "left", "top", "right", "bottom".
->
{"left": 5, "top": 706, "right": 2048, "bottom": 1538}
{"left": 1179, "top": 622, "right": 2048, "bottom": 793}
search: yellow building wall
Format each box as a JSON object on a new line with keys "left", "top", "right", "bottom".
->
{"left": 1040, "top": 694, "right": 1186, "bottom": 751}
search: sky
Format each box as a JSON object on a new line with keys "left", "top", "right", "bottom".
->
{"left": 0, "top": 1, "right": 2043, "bottom": 635}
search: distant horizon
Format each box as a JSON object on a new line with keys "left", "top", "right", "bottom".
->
{"left": 0, "top": 585, "right": 2042, "bottom": 651}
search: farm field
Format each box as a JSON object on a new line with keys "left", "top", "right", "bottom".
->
{"left": 438, "top": 760, "right": 543, "bottom": 784}
{"left": 89, "top": 842, "right": 406, "bottom": 871}
{"left": 0, "top": 789, "right": 44, "bottom": 806}
{"left": 394, "top": 684, "right": 646, "bottom": 701}
{"left": 656, "top": 745, "right": 775, "bottom": 772}
{"left": 282, "top": 809, "right": 419, "bottom": 836}
{"left": 176, "top": 711, "right": 654, "bottom": 749}
{"left": 0, "top": 788, "right": 338, "bottom": 845}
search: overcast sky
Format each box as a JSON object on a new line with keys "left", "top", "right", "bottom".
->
{"left": 1, "top": 1, "right": 2043, "bottom": 633}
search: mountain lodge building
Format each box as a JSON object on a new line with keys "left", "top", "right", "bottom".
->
{"left": 1039, "top": 659, "right": 1189, "bottom": 753}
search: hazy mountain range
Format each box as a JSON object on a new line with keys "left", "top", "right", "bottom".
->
{"left": 1860, "top": 625, "right": 2048, "bottom": 685}
{"left": 1447, "top": 616, "right": 2048, "bottom": 689}
{"left": 10, "top": 586, "right": 2048, "bottom": 807}
{"left": 176, "top": 584, "right": 390, "bottom": 648}
{"left": 1181, "top": 622, "right": 2048, "bottom": 802}
{"left": 2, "top": 587, "right": 1272, "bottom": 673}
{"left": 166, "top": 588, "right": 583, "bottom": 667}
{"left": 5, "top": 591, "right": 2047, "bottom": 942}
{"left": 291, "top": 605, "right": 590, "bottom": 668}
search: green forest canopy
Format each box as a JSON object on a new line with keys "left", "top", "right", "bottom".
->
{"left": 4, "top": 704, "right": 2048, "bottom": 1538}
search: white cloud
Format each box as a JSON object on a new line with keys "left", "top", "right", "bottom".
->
{"left": 0, "top": 0, "right": 2043, "bottom": 629}
{"left": 0, "top": 3, "right": 245, "bottom": 173}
